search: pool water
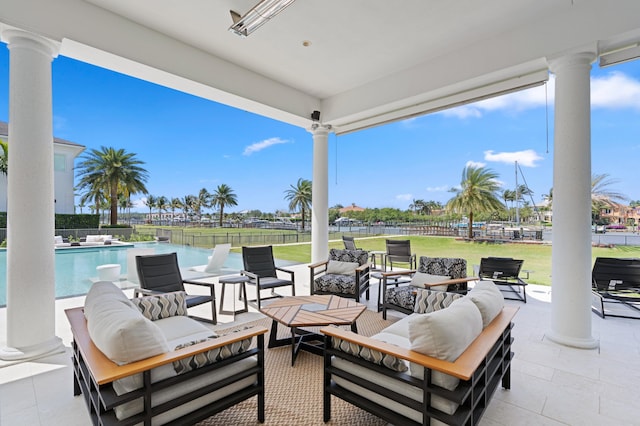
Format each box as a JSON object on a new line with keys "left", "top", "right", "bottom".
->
{"left": 0, "top": 243, "right": 245, "bottom": 306}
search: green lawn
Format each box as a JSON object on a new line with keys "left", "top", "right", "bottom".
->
{"left": 270, "top": 236, "right": 640, "bottom": 286}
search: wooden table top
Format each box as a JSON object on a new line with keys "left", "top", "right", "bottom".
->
{"left": 260, "top": 295, "right": 367, "bottom": 328}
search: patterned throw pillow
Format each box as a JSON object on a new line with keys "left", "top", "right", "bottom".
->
{"left": 172, "top": 335, "right": 253, "bottom": 375}
{"left": 329, "top": 248, "right": 369, "bottom": 266}
{"left": 332, "top": 337, "right": 408, "bottom": 372}
{"left": 413, "top": 289, "right": 463, "bottom": 313}
{"left": 131, "top": 291, "right": 188, "bottom": 321}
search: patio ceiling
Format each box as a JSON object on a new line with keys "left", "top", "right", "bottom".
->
{"left": 2, "top": 0, "right": 640, "bottom": 134}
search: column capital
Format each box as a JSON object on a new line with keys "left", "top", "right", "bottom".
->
{"left": 547, "top": 51, "right": 595, "bottom": 74}
{"left": 2, "top": 29, "right": 59, "bottom": 59}
{"left": 308, "top": 123, "right": 332, "bottom": 136}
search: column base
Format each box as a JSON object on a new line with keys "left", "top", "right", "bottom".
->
{"left": 546, "top": 330, "right": 598, "bottom": 349}
{"left": 0, "top": 336, "right": 65, "bottom": 361}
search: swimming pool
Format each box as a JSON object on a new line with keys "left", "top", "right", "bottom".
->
{"left": 0, "top": 243, "right": 246, "bottom": 306}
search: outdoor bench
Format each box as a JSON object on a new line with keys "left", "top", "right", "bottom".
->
{"left": 322, "top": 284, "right": 518, "bottom": 426}
{"left": 66, "top": 282, "right": 267, "bottom": 425}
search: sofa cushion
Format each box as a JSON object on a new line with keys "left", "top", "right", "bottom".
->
{"left": 409, "top": 297, "right": 482, "bottom": 362}
{"left": 326, "top": 260, "right": 359, "bottom": 275}
{"left": 410, "top": 272, "right": 450, "bottom": 291}
{"left": 131, "top": 291, "right": 188, "bottom": 321}
{"left": 413, "top": 289, "right": 463, "bottom": 314}
{"left": 314, "top": 274, "right": 357, "bottom": 295}
{"left": 467, "top": 280, "right": 505, "bottom": 328}
{"left": 173, "top": 334, "right": 254, "bottom": 375}
{"left": 87, "top": 297, "right": 170, "bottom": 365}
{"left": 84, "top": 281, "right": 135, "bottom": 319}
{"left": 154, "top": 315, "right": 215, "bottom": 347}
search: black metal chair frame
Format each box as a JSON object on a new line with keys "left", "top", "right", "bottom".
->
{"left": 591, "top": 257, "right": 640, "bottom": 319}
{"left": 342, "top": 235, "right": 358, "bottom": 250}
{"left": 308, "top": 249, "right": 371, "bottom": 303}
{"left": 135, "top": 252, "right": 217, "bottom": 324}
{"left": 477, "top": 257, "right": 527, "bottom": 303}
{"left": 241, "top": 245, "right": 296, "bottom": 310}
{"left": 384, "top": 239, "right": 416, "bottom": 271}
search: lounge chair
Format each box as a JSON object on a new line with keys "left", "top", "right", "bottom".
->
{"left": 189, "top": 243, "right": 232, "bottom": 274}
{"left": 241, "top": 245, "right": 296, "bottom": 310}
{"left": 384, "top": 239, "right": 416, "bottom": 270}
{"left": 342, "top": 236, "right": 358, "bottom": 250}
{"left": 135, "top": 252, "right": 217, "bottom": 324}
{"left": 592, "top": 257, "right": 640, "bottom": 319}
{"left": 477, "top": 257, "right": 527, "bottom": 303}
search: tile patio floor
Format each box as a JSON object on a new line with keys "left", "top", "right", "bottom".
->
{"left": 1, "top": 263, "right": 639, "bottom": 425}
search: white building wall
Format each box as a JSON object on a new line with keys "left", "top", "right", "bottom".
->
{"left": 0, "top": 124, "right": 84, "bottom": 214}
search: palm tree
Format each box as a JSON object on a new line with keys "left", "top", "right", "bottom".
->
{"left": 76, "top": 146, "right": 148, "bottom": 225}
{"left": 195, "top": 188, "right": 211, "bottom": 221}
{"left": 145, "top": 195, "right": 157, "bottom": 224}
{"left": 157, "top": 196, "right": 168, "bottom": 225}
{"left": 446, "top": 165, "right": 504, "bottom": 239}
{"left": 0, "top": 138, "right": 8, "bottom": 176}
{"left": 170, "top": 197, "right": 182, "bottom": 224}
{"left": 80, "top": 185, "right": 107, "bottom": 222}
{"left": 284, "top": 178, "right": 312, "bottom": 231}
{"left": 181, "top": 194, "right": 196, "bottom": 225}
{"left": 211, "top": 184, "right": 238, "bottom": 227}
{"left": 591, "top": 173, "right": 627, "bottom": 222}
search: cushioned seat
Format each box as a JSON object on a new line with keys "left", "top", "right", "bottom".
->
{"left": 309, "top": 248, "right": 371, "bottom": 302}
{"left": 382, "top": 257, "right": 469, "bottom": 319}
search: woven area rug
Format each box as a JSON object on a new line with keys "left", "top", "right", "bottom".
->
{"left": 196, "top": 308, "right": 397, "bottom": 426}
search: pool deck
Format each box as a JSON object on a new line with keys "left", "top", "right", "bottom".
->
{"left": 1, "top": 264, "right": 640, "bottom": 425}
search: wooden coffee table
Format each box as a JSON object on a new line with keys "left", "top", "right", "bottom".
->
{"left": 260, "top": 295, "right": 367, "bottom": 366}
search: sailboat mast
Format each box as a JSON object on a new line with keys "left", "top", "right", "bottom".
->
{"left": 515, "top": 161, "right": 520, "bottom": 226}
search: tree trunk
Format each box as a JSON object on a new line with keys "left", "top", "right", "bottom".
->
{"left": 219, "top": 205, "right": 224, "bottom": 227}
{"left": 301, "top": 206, "right": 305, "bottom": 231}
{"left": 468, "top": 211, "right": 474, "bottom": 239}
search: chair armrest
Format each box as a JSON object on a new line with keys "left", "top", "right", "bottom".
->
{"left": 355, "top": 263, "right": 370, "bottom": 273}
{"left": 241, "top": 270, "right": 259, "bottom": 281}
{"left": 422, "top": 277, "right": 477, "bottom": 288}
{"left": 380, "top": 270, "right": 416, "bottom": 278}
{"left": 133, "top": 288, "right": 164, "bottom": 297}
{"left": 309, "top": 260, "right": 329, "bottom": 269}
{"left": 275, "top": 266, "right": 295, "bottom": 280}
{"left": 182, "top": 279, "right": 216, "bottom": 289}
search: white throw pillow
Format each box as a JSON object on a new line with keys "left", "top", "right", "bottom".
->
{"left": 468, "top": 280, "right": 505, "bottom": 328}
{"left": 326, "top": 260, "right": 359, "bottom": 275}
{"left": 87, "top": 297, "right": 170, "bottom": 365}
{"left": 54, "top": 235, "right": 63, "bottom": 244}
{"left": 84, "top": 281, "right": 134, "bottom": 319}
{"left": 410, "top": 272, "right": 451, "bottom": 291}
{"left": 409, "top": 297, "right": 482, "bottom": 362}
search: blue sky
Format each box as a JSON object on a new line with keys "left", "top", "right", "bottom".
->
{"left": 1, "top": 42, "right": 639, "bottom": 214}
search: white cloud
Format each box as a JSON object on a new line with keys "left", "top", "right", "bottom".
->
{"left": 132, "top": 197, "right": 147, "bottom": 209}
{"left": 242, "top": 137, "right": 289, "bottom": 155}
{"left": 592, "top": 71, "right": 640, "bottom": 110}
{"left": 436, "top": 71, "right": 640, "bottom": 120}
{"left": 466, "top": 160, "right": 486, "bottom": 168}
{"left": 484, "top": 149, "right": 543, "bottom": 167}
{"left": 395, "top": 193, "right": 413, "bottom": 201}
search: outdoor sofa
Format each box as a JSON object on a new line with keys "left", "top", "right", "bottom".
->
{"left": 322, "top": 282, "right": 517, "bottom": 426}
{"left": 66, "top": 281, "right": 267, "bottom": 425}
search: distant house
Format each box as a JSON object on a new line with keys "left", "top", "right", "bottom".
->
{"left": 0, "top": 121, "right": 85, "bottom": 214}
{"left": 339, "top": 203, "right": 365, "bottom": 213}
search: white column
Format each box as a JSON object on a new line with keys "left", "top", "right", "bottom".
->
{"left": 309, "top": 124, "right": 331, "bottom": 263}
{"left": 0, "top": 30, "right": 63, "bottom": 360}
{"left": 547, "top": 52, "right": 597, "bottom": 349}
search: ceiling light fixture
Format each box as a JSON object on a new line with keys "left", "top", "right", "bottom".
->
{"left": 229, "top": 0, "right": 296, "bottom": 37}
